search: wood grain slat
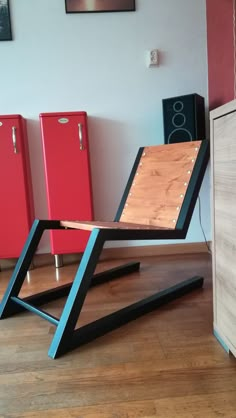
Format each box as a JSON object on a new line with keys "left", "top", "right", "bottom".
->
{"left": 134, "top": 162, "right": 195, "bottom": 177}
{"left": 60, "top": 220, "right": 169, "bottom": 231}
{"left": 121, "top": 141, "right": 200, "bottom": 228}
{"left": 124, "top": 183, "right": 188, "bottom": 195}
{"left": 120, "top": 207, "right": 181, "bottom": 229}
{"left": 144, "top": 140, "right": 201, "bottom": 158}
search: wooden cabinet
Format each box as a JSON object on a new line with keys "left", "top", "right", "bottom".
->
{"left": 210, "top": 100, "right": 236, "bottom": 358}
{"left": 0, "top": 114, "right": 34, "bottom": 258}
{"left": 40, "top": 111, "right": 93, "bottom": 257}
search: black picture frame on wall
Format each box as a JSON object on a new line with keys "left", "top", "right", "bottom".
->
{"left": 0, "top": 0, "right": 12, "bottom": 41}
{"left": 65, "top": 0, "right": 135, "bottom": 13}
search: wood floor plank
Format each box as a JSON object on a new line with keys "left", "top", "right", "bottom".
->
{"left": 0, "top": 253, "right": 236, "bottom": 417}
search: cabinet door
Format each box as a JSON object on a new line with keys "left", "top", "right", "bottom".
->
{"left": 213, "top": 110, "right": 236, "bottom": 350}
{"left": 0, "top": 115, "right": 34, "bottom": 258}
{"left": 40, "top": 112, "right": 93, "bottom": 254}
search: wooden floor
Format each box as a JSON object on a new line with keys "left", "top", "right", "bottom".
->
{"left": 0, "top": 253, "right": 236, "bottom": 417}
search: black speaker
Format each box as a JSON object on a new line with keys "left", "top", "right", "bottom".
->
{"left": 162, "top": 93, "right": 205, "bottom": 144}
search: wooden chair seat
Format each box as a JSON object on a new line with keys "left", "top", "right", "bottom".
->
{"left": 60, "top": 220, "right": 170, "bottom": 231}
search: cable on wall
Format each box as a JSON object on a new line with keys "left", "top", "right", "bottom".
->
{"left": 198, "top": 196, "right": 211, "bottom": 255}
{"left": 233, "top": 0, "right": 236, "bottom": 98}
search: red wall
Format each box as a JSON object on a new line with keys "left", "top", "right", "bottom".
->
{"left": 206, "top": 0, "right": 234, "bottom": 109}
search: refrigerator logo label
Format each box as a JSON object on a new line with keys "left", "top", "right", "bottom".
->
{"left": 0, "top": 122, "right": 3, "bottom": 127}
{"left": 58, "top": 118, "right": 69, "bottom": 124}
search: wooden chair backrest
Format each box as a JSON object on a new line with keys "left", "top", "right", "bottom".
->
{"left": 119, "top": 140, "right": 203, "bottom": 229}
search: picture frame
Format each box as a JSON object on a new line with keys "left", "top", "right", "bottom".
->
{"left": 0, "top": 0, "right": 12, "bottom": 41}
{"left": 65, "top": 0, "right": 135, "bottom": 13}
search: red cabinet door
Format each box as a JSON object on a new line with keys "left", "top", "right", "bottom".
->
{"left": 0, "top": 115, "right": 34, "bottom": 258}
{"left": 40, "top": 112, "right": 93, "bottom": 255}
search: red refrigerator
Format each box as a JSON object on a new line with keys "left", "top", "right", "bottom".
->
{"left": 0, "top": 114, "right": 34, "bottom": 258}
{"left": 40, "top": 111, "right": 93, "bottom": 259}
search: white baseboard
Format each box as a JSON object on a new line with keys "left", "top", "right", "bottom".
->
{"left": 0, "top": 242, "right": 211, "bottom": 271}
{"left": 101, "top": 241, "right": 211, "bottom": 260}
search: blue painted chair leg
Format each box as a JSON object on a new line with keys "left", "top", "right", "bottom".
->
{"left": 48, "top": 228, "right": 105, "bottom": 359}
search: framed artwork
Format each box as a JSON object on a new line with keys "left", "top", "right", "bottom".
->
{"left": 65, "top": 0, "right": 135, "bottom": 13}
{"left": 0, "top": 0, "right": 12, "bottom": 41}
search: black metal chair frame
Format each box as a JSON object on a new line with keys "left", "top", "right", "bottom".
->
{"left": 0, "top": 140, "right": 209, "bottom": 359}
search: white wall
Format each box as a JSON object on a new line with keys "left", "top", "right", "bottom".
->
{"left": 1, "top": 0, "right": 209, "bottom": 252}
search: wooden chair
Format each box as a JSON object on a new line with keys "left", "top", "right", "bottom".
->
{"left": 0, "top": 140, "right": 209, "bottom": 359}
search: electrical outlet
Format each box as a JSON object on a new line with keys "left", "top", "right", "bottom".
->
{"left": 146, "top": 49, "right": 159, "bottom": 67}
